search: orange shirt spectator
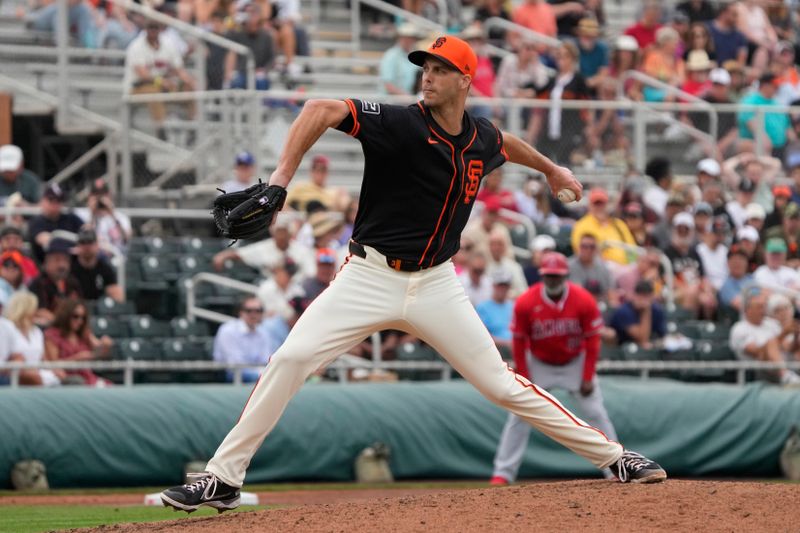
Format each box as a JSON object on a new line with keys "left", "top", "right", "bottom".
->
{"left": 512, "top": 0, "right": 557, "bottom": 38}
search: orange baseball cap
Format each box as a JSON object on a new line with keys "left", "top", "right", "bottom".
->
{"left": 408, "top": 35, "right": 478, "bottom": 76}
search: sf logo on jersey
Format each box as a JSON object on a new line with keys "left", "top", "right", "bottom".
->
{"left": 464, "top": 160, "right": 483, "bottom": 204}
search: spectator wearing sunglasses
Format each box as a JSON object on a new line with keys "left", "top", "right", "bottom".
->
{"left": 571, "top": 188, "right": 637, "bottom": 265}
{"left": 44, "top": 298, "right": 112, "bottom": 386}
{"left": 568, "top": 233, "right": 614, "bottom": 305}
{"left": 213, "top": 295, "right": 278, "bottom": 383}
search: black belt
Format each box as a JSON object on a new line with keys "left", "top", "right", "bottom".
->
{"left": 348, "top": 241, "right": 425, "bottom": 272}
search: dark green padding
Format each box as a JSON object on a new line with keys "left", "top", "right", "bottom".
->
{"left": 0, "top": 379, "right": 798, "bottom": 488}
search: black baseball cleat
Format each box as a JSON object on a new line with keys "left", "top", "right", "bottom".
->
{"left": 161, "top": 472, "right": 241, "bottom": 513}
{"left": 609, "top": 451, "right": 667, "bottom": 483}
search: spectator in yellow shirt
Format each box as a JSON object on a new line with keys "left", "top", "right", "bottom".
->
{"left": 571, "top": 188, "right": 637, "bottom": 265}
{"left": 286, "top": 155, "right": 338, "bottom": 212}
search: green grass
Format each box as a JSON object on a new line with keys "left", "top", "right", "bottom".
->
{"left": 0, "top": 505, "right": 266, "bottom": 533}
{"left": 0, "top": 479, "right": 489, "bottom": 498}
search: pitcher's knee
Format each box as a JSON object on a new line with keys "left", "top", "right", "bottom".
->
{"left": 480, "top": 382, "right": 517, "bottom": 406}
{"left": 269, "top": 342, "right": 323, "bottom": 371}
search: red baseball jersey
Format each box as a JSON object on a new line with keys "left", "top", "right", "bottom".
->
{"left": 511, "top": 281, "right": 604, "bottom": 376}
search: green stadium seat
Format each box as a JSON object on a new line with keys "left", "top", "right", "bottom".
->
{"left": 176, "top": 275, "right": 215, "bottom": 314}
{"left": 180, "top": 237, "right": 226, "bottom": 257}
{"left": 177, "top": 256, "right": 211, "bottom": 276}
{"left": 509, "top": 224, "right": 530, "bottom": 250}
{"left": 127, "top": 315, "right": 171, "bottom": 339}
{"left": 394, "top": 342, "right": 442, "bottom": 381}
{"left": 95, "top": 297, "right": 136, "bottom": 317}
{"left": 218, "top": 259, "right": 260, "bottom": 283}
{"left": 144, "top": 236, "right": 181, "bottom": 254}
{"left": 691, "top": 340, "right": 735, "bottom": 381}
{"left": 140, "top": 255, "right": 179, "bottom": 283}
{"left": 117, "top": 338, "right": 160, "bottom": 360}
{"left": 90, "top": 316, "right": 129, "bottom": 339}
{"left": 555, "top": 226, "right": 573, "bottom": 256}
{"left": 128, "top": 237, "right": 149, "bottom": 257}
{"left": 697, "top": 322, "right": 730, "bottom": 342}
{"left": 162, "top": 339, "right": 209, "bottom": 361}
{"left": 170, "top": 316, "right": 210, "bottom": 338}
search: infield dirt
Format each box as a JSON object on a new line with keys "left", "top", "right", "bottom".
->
{"left": 65, "top": 479, "right": 798, "bottom": 532}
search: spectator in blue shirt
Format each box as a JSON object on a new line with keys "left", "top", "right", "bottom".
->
{"left": 379, "top": 24, "right": 421, "bottom": 95}
{"left": 706, "top": 4, "right": 748, "bottom": 66}
{"left": 737, "top": 74, "right": 794, "bottom": 159}
{"left": 718, "top": 244, "right": 754, "bottom": 313}
{"left": 476, "top": 268, "right": 514, "bottom": 349}
{"left": 610, "top": 280, "right": 667, "bottom": 347}
{"left": 574, "top": 18, "right": 609, "bottom": 94}
{"left": 213, "top": 295, "right": 278, "bottom": 383}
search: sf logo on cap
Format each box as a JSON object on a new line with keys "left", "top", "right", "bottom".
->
{"left": 432, "top": 37, "right": 446, "bottom": 49}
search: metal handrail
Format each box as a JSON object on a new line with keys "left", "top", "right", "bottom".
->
{"left": 351, "top": 0, "right": 448, "bottom": 46}
{"left": 3, "top": 359, "right": 798, "bottom": 387}
{"left": 483, "top": 17, "right": 561, "bottom": 48}
{"left": 0, "top": 73, "right": 188, "bottom": 156}
{"left": 619, "top": 70, "right": 719, "bottom": 167}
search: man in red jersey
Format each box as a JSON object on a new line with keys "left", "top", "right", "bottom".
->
{"left": 490, "top": 251, "right": 622, "bottom": 484}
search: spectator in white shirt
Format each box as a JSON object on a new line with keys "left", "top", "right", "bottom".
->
{"left": 257, "top": 260, "right": 305, "bottom": 321}
{"left": 486, "top": 228, "right": 528, "bottom": 298}
{"left": 213, "top": 296, "right": 278, "bottom": 383}
{"left": 3, "top": 292, "right": 60, "bottom": 386}
{"left": 754, "top": 238, "right": 800, "bottom": 292}
{"left": 124, "top": 21, "right": 196, "bottom": 140}
{"left": 696, "top": 216, "right": 730, "bottom": 290}
{"left": 219, "top": 152, "right": 257, "bottom": 194}
{"left": 729, "top": 291, "right": 800, "bottom": 386}
{"left": 76, "top": 179, "right": 132, "bottom": 256}
{"left": 726, "top": 178, "right": 757, "bottom": 230}
{"left": 459, "top": 252, "right": 492, "bottom": 307}
{"left": 212, "top": 216, "right": 314, "bottom": 279}
{"left": 642, "top": 157, "right": 672, "bottom": 218}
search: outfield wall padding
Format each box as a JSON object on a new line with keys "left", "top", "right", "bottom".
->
{"left": 1, "top": 379, "right": 799, "bottom": 488}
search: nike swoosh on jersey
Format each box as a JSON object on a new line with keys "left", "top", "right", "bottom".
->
{"left": 427, "top": 137, "right": 438, "bottom": 144}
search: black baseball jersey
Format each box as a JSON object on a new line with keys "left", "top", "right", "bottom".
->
{"left": 335, "top": 99, "right": 508, "bottom": 267}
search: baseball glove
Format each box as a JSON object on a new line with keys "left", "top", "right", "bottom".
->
{"left": 213, "top": 181, "right": 287, "bottom": 242}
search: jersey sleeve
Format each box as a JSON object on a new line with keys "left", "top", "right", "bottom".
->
{"left": 510, "top": 293, "right": 531, "bottom": 337}
{"left": 579, "top": 290, "right": 604, "bottom": 338}
{"left": 334, "top": 99, "right": 410, "bottom": 152}
{"left": 476, "top": 117, "right": 509, "bottom": 176}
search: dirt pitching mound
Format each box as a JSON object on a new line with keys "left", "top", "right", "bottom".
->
{"left": 79, "top": 480, "right": 797, "bottom": 533}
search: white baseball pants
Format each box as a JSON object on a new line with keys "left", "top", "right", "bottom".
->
{"left": 492, "top": 353, "right": 619, "bottom": 482}
{"left": 206, "top": 245, "right": 623, "bottom": 487}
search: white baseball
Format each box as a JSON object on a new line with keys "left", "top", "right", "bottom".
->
{"left": 557, "top": 189, "right": 577, "bottom": 203}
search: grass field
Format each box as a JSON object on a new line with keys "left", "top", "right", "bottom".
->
{"left": 0, "top": 504, "right": 266, "bottom": 533}
{"left": 0, "top": 481, "right": 491, "bottom": 533}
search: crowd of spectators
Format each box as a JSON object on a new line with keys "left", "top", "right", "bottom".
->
{"left": 7, "top": 1, "right": 800, "bottom": 387}
{"left": 378, "top": 0, "right": 800, "bottom": 167}
{"left": 0, "top": 143, "right": 129, "bottom": 387}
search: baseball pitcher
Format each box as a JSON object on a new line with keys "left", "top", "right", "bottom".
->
{"left": 161, "top": 35, "right": 666, "bottom": 514}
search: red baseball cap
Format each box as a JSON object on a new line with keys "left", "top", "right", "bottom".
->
{"left": 539, "top": 252, "right": 569, "bottom": 276}
{"left": 588, "top": 188, "right": 609, "bottom": 204}
{"left": 773, "top": 185, "right": 792, "bottom": 198}
{"left": 408, "top": 35, "right": 478, "bottom": 76}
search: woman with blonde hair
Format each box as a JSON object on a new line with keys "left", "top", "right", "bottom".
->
{"left": 3, "top": 292, "right": 61, "bottom": 386}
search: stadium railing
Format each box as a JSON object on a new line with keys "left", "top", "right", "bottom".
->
{"left": 3, "top": 359, "right": 799, "bottom": 388}
{"left": 119, "top": 89, "right": 792, "bottom": 196}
